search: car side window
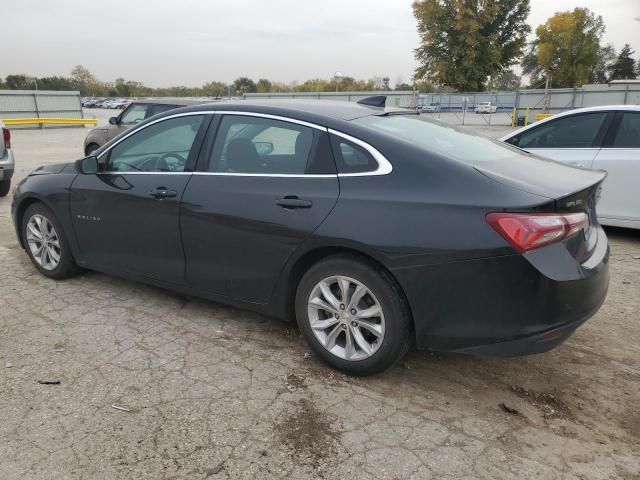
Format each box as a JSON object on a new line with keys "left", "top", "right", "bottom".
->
{"left": 119, "top": 104, "right": 149, "bottom": 125}
{"left": 147, "top": 104, "right": 179, "bottom": 118}
{"left": 516, "top": 112, "right": 608, "bottom": 149}
{"left": 209, "top": 115, "right": 326, "bottom": 175}
{"left": 330, "top": 135, "right": 377, "bottom": 173}
{"left": 610, "top": 112, "right": 640, "bottom": 148}
{"left": 105, "top": 115, "right": 204, "bottom": 173}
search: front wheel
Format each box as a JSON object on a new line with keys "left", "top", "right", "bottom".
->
{"left": 22, "top": 203, "right": 80, "bottom": 279}
{"left": 295, "top": 256, "right": 411, "bottom": 375}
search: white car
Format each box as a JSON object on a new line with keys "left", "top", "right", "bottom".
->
{"left": 501, "top": 105, "right": 640, "bottom": 229}
{"left": 0, "top": 121, "right": 15, "bottom": 197}
{"left": 475, "top": 102, "right": 498, "bottom": 114}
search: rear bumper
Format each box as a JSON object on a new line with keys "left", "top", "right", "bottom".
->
{"left": 0, "top": 149, "right": 15, "bottom": 181}
{"left": 396, "top": 227, "right": 610, "bottom": 355}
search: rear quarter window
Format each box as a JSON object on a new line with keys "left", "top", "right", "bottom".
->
{"left": 354, "top": 115, "right": 516, "bottom": 164}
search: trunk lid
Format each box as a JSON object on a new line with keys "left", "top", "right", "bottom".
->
{"left": 476, "top": 154, "right": 605, "bottom": 264}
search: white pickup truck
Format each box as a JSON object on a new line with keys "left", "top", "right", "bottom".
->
{"left": 0, "top": 121, "right": 15, "bottom": 197}
{"left": 475, "top": 102, "right": 498, "bottom": 114}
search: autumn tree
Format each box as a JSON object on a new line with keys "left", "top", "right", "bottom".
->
{"left": 590, "top": 44, "right": 617, "bottom": 84}
{"left": 609, "top": 44, "right": 637, "bottom": 80}
{"left": 412, "top": 0, "right": 530, "bottom": 91}
{"left": 522, "top": 8, "right": 604, "bottom": 88}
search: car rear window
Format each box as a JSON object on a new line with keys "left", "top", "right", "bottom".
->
{"left": 354, "top": 115, "right": 518, "bottom": 164}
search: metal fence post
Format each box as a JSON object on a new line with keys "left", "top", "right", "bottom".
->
{"left": 33, "top": 93, "right": 42, "bottom": 129}
{"left": 624, "top": 84, "right": 629, "bottom": 104}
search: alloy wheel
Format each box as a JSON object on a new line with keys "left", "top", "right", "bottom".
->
{"left": 307, "top": 275, "right": 385, "bottom": 361}
{"left": 26, "top": 214, "right": 61, "bottom": 271}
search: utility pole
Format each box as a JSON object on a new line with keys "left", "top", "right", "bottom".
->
{"left": 543, "top": 74, "right": 551, "bottom": 114}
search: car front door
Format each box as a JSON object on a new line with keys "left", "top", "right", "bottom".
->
{"left": 509, "top": 111, "right": 613, "bottom": 168}
{"left": 592, "top": 111, "right": 640, "bottom": 224}
{"left": 180, "top": 113, "right": 339, "bottom": 303}
{"left": 70, "top": 113, "right": 210, "bottom": 282}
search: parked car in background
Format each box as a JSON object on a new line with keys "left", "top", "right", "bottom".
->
{"left": 421, "top": 102, "right": 441, "bottom": 113}
{"left": 0, "top": 121, "right": 14, "bottom": 197}
{"left": 83, "top": 98, "right": 207, "bottom": 154}
{"left": 475, "top": 102, "right": 498, "bottom": 114}
{"left": 501, "top": 105, "right": 640, "bottom": 229}
{"left": 14, "top": 99, "right": 609, "bottom": 375}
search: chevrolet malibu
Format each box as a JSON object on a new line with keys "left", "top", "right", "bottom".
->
{"left": 11, "top": 99, "right": 609, "bottom": 375}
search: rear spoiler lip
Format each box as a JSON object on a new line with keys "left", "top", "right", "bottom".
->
{"left": 473, "top": 166, "right": 607, "bottom": 205}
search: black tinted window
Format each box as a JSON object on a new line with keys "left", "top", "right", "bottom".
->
{"left": 209, "top": 115, "right": 324, "bottom": 175}
{"left": 611, "top": 112, "right": 640, "bottom": 148}
{"left": 148, "top": 104, "right": 179, "bottom": 117}
{"left": 330, "top": 136, "right": 377, "bottom": 173}
{"left": 106, "top": 115, "right": 204, "bottom": 172}
{"left": 516, "top": 113, "right": 608, "bottom": 149}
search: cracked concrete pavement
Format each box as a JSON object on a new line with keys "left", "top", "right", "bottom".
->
{"left": 0, "top": 112, "right": 638, "bottom": 479}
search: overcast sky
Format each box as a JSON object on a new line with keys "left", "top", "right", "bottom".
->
{"left": 2, "top": 0, "right": 639, "bottom": 87}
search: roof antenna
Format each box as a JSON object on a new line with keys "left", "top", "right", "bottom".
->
{"left": 357, "top": 95, "right": 386, "bottom": 108}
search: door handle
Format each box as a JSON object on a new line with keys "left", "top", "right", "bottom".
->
{"left": 150, "top": 188, "right": 178, "bottom": 199}
{"left": 275, "top": 196, "right": 313, "bottom": 210}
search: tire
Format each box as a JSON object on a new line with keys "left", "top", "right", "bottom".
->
{"left": 21, "top": 202, "right": 80, "bottom": 280}
{"left": 85, "top": 143, "right": 100, "bottom": 156}
{"left": 0, "top": 179, "right": 10, "bottom": 197}
{"left": 295, "top": 255, "right": 411, "bottom": 376}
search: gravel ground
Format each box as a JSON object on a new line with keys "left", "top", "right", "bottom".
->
{"left": 0, "top": 110, "right": 638, "bottom": 479}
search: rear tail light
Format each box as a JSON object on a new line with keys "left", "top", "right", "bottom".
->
{"left": 2, "top": 127, "right": 9, "bottom": 149}
{"left": 486, "top": 212, "right": 588, "bottom": 253}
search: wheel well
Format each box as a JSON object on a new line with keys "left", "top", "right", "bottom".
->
{"left": 284, "top": 246, "right": 415, "bottom": 334}
{"left": 15, "top": 197, "right": 42, "bottom": 249}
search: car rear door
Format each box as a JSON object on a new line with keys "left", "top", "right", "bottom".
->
{"left": 592, "top": 111, "right": 640, "bottom": 224}
{"left": 70, "top": 113, "right": 210, "bottom": 282}
{"left": 180, "top": 112, "right": 339, "bottom": 303}
{"left": 510, "top": 111, "right": 613, "bottom": 168}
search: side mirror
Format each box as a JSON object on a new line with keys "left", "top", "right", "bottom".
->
{"left": 108, "top": 117, "right": 118, "bottom": 125}
{"left": 78, "top": 156, "right": 99, "bottom": 174}
{"left": 254, "top": 141, "right": 274, "bottom": 155}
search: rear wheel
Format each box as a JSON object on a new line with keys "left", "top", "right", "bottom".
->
{"left": 22, "top": 203, "right": 79, "bottom": 279}
{"left": 295, "top": 255, "right": 411, "bottom": 375}
{"left": 0, "top": 179, "right": 10, "bottom": 197}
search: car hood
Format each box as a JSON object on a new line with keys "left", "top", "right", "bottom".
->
{"left": 29, "top": 162, "right": 73, "bottom": 176}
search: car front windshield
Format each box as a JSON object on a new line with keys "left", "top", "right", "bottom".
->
{"left": 354, "top": 114, "right": 521, "bottom": 164}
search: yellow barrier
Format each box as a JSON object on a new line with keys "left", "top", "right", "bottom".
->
{"left": 535, "top": 113, "right": 554, "bottom": 121}
{"left": 1, "top": 117, "right": 97, "bottom": 126}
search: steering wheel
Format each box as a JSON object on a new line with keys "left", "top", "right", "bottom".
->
{"left": 157, "top": 153, "right": 187, "bottom": 172}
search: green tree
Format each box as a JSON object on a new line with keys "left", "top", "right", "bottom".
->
{"left": 5, "top": 74, "right": 35, "bottom": 89}
{"left": 395, "top": 83, "right": 414, "bottom": 91}
{"left": 590, "top": 44, "right": 617, "bottom": 84}
{"left": 37, "top": 76, "right": 77, "bottom": 90}
{"left": 256, "top": 78, "right": 272, "bottom": 93}
{"left": 413, "top": 0, "right": 530, "bottom": 91}
{"left": 523, "top": 8, "right": 604, "bottom": 88}
{"left": 233, "top": 77, "right": 257, "bottom": 95}
{"left": 609, "top": 43, "right": 637, "bottom": 80}
{"left": 201, "top": 81, "right": 227, "bottom": 97}
{"left": 487, "top": 69, "right": 521, "bottom": 90}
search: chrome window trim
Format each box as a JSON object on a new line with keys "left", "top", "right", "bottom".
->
{"left": 96, "top": 111, "right": 214, "bottom": 161}
{"left": 328, "top": 129, "right": 393, "bottom": 176}
{"left": 95, "top": 110, "right": 394, "bottom": 178}
{"left": 217, "top": 111, "right": 327, "bottom": 132}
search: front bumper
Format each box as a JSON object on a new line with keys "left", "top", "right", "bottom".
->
{"left": 397, "top": 228, "right": 610, "bottom": 356}
{"left": 0, "top": 149, "right": 15, "bottom": 181}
